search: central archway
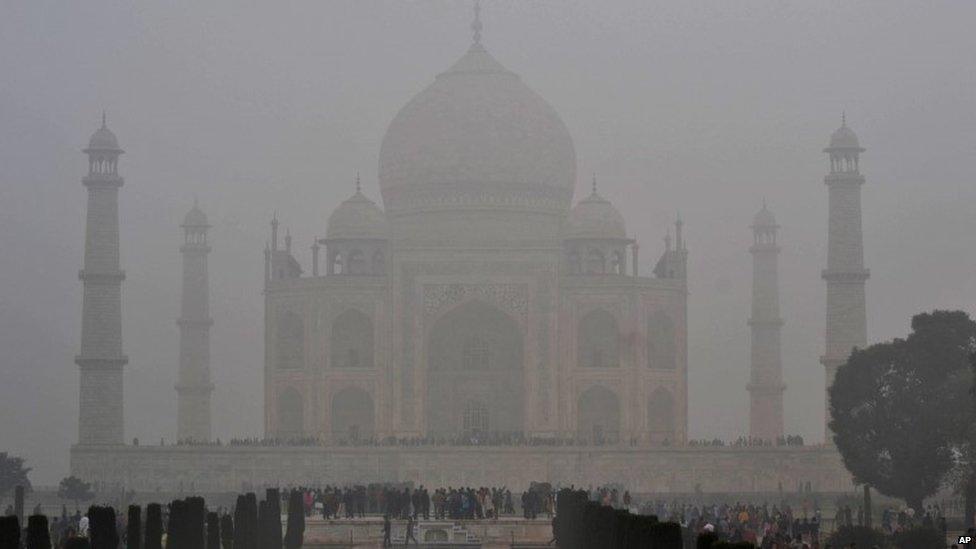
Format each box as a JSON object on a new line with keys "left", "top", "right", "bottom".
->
{"left": 426, "top": 300, "right": 524, "bottom": 438}
{"left": 331, "top": 387, "right": 375, "bottom": 443}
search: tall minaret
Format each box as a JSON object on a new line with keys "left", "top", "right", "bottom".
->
{"left": 821, "top": 115, "right": 869, "bottom": 441}
{"left": 76, "top": 115, "right": 127, "bottom": 445}
{"left": 748, "top": 202, "right": 785, "bottom": 440}
{"left": 176, "top": 202, "right": 214, "bottom": 441}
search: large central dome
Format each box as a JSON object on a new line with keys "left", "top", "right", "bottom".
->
{"left": 379, "top": 42, "right": 577, "bottom": 216}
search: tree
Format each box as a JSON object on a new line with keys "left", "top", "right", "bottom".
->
{"left": 57, "top": 476, "right": 94, "bottom": 506}
{"left": 0, "top": 453, "right": 31, "bottom": 500}
{"left": 830, "top": 310, "right": 976, "bottom": 511}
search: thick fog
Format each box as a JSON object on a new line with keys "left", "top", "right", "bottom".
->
{"left": 2, "top": 1, "right": 975, "bottom": 484}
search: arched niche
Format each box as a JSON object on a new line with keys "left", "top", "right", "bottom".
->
{"left": 426, "top": 300, "right": 524, "bottom": 437}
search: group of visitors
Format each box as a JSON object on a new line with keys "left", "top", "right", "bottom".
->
{"left": 169, "top": 432, "right": 808, "bottom": 449}
{"left": 644, "top": 501, "right": 820, "bottom": 547}
{"left": 686, "top": 435, "right": 805, "bottom": 448}
{"left": 877, "top": 504, "right": 947, "bottom": 536}
{"left": 1, "top": 507, "right": 98, "bottom": 548}
{"left": 285, "top": 484, "right": 530, "bottom": 521}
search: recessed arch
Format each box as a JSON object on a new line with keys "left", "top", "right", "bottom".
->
{"left": 277, "top": 387, "right": 304, "bottom": 438}
{"left": 371, "top": 250, "right": 385, "bottom": 274}
{"left": 577, "top": 386, "right": 620, "bottom": 444}
{"left": 331, "top": 386, "right": 375, "bottom": 442}
{"left": 346, "top": 249, "right": 366, "bottom": 274}
{"left": 330, "top": 309, "right": 374, "bottom": 369}
{"left": 578, "top": 309, "right": 619, "bottom": 368}
{"left": 610, "top": 250, "right": 625, "bottom": 274}
{"left": 585, "top": 249, "right": 605, "bottom": 274}
{"left": 426, "top": 300, "right": 524, "bottom": 437}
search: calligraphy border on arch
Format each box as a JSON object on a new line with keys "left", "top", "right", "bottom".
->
{"left": 422, "top": 283, "right": 529, "bottom": 325}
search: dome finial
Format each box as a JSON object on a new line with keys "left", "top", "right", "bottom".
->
{"left": 471, "top": 0, "right": 483, "bottom": 45}
{"left": 355, "top": 172, "right": 361, "bottom": 193}
{"left": 101, "top": 110, "right": 107, "bottom": 129}
{"left": 841, "top": 111, "right": 846, "bottom": 128}
{"left": 591, "top": 172, "right": 597, "bottom": 195}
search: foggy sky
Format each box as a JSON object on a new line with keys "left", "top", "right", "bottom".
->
{"left": 2, "top": 1, "right": 975, "bottom": 484}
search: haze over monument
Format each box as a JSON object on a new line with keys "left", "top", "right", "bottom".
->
{"left": 2, "top": 1, "right": 975, "bottom": 485}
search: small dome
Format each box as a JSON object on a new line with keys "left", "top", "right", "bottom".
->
{"left": 182, "top": 204, "right": 209, "bottom": 227}
{"left": 86, "top": 116, "right": 121, "bottom": 151}
{"left": 327, "top": 189, "right": 389, "bottom": 240}
{"left": 828, "top": 121, "right": 861, "bottom": 150}
{"left": 752, "top": 204, "right": 777, "bottom": 227}
{"left": 566, "top": 190, "right": 627, "bottom": 240}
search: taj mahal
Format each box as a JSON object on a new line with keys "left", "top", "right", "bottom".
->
{"left": 70, "top": 12, "right": 869, "bottom": 495}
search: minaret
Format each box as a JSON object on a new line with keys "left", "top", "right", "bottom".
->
{"left": 76, "top": 114, "right": 127, "bottom": 445}
{"left": 176, "top": 201, "right": 214, "bottom": 441}
{"left": 748, "top": 202, "right": 785, "bottom": 440}
{"left": 821, "top": 115, "right": 869, "bottom": 441}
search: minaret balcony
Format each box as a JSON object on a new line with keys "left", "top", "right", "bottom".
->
{"left": 821, "top": 268, "right": 870, "bottom": 282}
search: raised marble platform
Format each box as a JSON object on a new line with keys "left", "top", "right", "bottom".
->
{"left": 70, "top": 444, "right": 851, "bottom": 495}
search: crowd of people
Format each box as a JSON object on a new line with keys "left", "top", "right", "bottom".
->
{"left": 169, "top": 432, "right": 809, "bottom": 448}
{"left": 284, "top": 483, "right": 556, "bottom": 521}
{"left": 2, "top": 484, "right": 957, "bottom": 548}
{"left": 686, "top": 435, "right": 805, "bottom": 448}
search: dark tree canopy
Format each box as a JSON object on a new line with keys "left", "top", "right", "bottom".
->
{"left": 830, "top": 310, "right": 976, "bottom": 511}
{"left": 0, "top": 453, "right": 31, "bottom": 499}
{"left": 58, "top": 476, "right": 94, "bottom": 504}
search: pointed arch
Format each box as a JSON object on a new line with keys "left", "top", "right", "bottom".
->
{"left": 578, "top": 309, "right": 619, "bottom": 368}
{"left": 610, "top": 250, "right": 625, "bottom": 274}
{"left": 330, "top": 309, "right": 374, "bottom": 368}
{"left": 577, "top": 386, "right": 620, "bottom": 445}
{"left": 426, "top": 300, "right": 524, "bottom": 436}
{"left": 330, "top": 251, "right": 344, "bottom": 275}
{"left": 372, "top": 249, "right": 386, "bottom": 274}
{"left": 346, "top": 249, "right": 366, "bottom": 274}
{"left": 585, "top": 249, "right": 605, "bottom": 274}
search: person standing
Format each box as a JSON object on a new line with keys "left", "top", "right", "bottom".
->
{"left": 382, "top": 514, "right": 391, "bottom": 548}
{"left": 404, "top": 515, "right": 418, "bottom": 546}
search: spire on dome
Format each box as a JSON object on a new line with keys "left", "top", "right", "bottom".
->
{"left": 471, "top": 0, "right": 483, "bottom": 45}
{"left": 591, "top": 173, "right": 597, "bottom": 195}
{"left": 101, "top": 110, "right": 107, "bottom": 129}
{"left": 841, "top": 111, "right": 846, "bottom": 127}
{"left": 356, "top": 172, "right": 362, "bottom": 193}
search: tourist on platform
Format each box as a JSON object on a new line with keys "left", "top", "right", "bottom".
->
{"left": 404, "top": 514, "right": 418, "bottom": 546}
